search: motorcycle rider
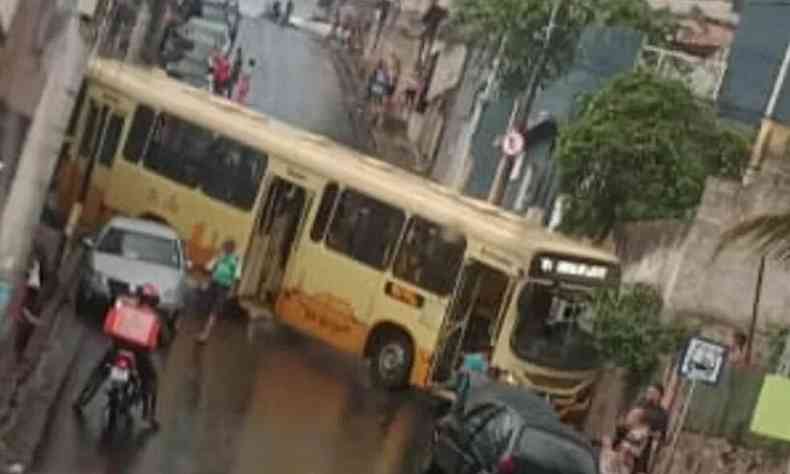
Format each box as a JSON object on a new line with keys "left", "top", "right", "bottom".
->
{"left": 432, "top": 347, "right": 493, "bottom": 418}
{"left": 73, "top": 284, "right": 161, "bottom": 430}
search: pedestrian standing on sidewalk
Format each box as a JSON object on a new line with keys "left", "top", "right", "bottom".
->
{"left": 728, "top": 330, "right": 748, "bottom": 368}
{"left": 633, "top": 383, "right": 670, "bottom": 474}
{"left": 367, "top": 60, "right": 391, "bottom": 128}
{"left": 13, "top": 243, "right": 48, "bottom": 362}
{"left": 197, "top": 240, "right": 243, "bottom": 344}
{"left": 233, "top": 59, "right": 256, "bottom": 105}
{"left": 211, "top": 51, "right": 231, "bottom": 96}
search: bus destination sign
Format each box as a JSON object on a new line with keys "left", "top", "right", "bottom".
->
{"left": 529, "top": 253, "right": 619, "bottom": 286}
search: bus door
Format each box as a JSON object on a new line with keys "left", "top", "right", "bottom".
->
{"left": 429, "top": 259, "right": 512, "bottom": 383}
{"left": 242, "top": 173, "right": 315, "bottom": 305}
{"left": 70, "top": 91, "right": 130, "bottom": 227}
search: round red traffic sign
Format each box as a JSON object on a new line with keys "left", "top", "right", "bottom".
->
{"left": 502, "top": 130, "right": 525, "bottom": 156}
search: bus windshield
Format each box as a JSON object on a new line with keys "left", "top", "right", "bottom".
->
{"left": 512, "top": 283, "right": 601, "bottom": 371}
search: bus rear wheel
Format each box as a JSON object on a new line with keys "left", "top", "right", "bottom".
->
{"left": 370, "top": 331, "right": 413, "bottom": 390}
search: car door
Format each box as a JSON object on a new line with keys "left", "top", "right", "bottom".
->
{"left": 435, "top": 403, "right": 512, "bottom": 474}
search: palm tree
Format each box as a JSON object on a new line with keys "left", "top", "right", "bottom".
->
{"left": 717, "top": 211, "right": 790, "bottom": 261}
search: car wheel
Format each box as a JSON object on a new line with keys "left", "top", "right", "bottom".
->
{"left": 370, "top": 331, "right": 413, "bottom": 390}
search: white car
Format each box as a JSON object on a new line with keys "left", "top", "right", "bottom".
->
{"left": 77, "top": 217, "right": 190, "bottom": 328}
{"left": 176, "top": 17, "right": 232, "bottom": 57}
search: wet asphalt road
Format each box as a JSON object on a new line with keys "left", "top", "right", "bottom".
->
{"left": 238, "top": 10, "right": 359, "bottom": 150}
{"left": 32, "top": 315, "right": 433, "bottom": 474}
{"left": 30, "top": 12, "right": 433, "bottom": 474}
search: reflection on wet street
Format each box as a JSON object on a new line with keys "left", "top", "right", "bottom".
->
{"left": 33, "top": 316, "right": 433, "bottom": 474}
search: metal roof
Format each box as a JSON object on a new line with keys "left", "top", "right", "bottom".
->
{"left": 717, "top": 0, "right": 790, "bottom": 126}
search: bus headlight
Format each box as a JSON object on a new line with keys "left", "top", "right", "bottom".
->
{"left": 499, "top": 370, "right": 518, "bottom": 386}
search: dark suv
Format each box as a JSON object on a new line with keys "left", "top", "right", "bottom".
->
{"left": 423, "top": 383, "right": 599, "bottom": 474}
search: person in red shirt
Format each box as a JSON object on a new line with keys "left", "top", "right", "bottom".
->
{"left": 212, "top": 52, "right": 231, "bottom": 96}
{"left": 233, "top": 59, "right": 256, "bottom": 105}
{"left": 73, "top": 284, "right": 162, "bottom": 429}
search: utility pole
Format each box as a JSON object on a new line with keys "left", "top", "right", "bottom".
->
{"left": 743, "top": 40, "right": 790, "bottom": 185}
{"left": 0, "top": 2, "right": 91, "bottom": 334}
{"left": 488, "top": 0, "right": 562, "bottom": 205}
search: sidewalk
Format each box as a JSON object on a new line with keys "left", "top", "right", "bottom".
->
{"left": 325, "top": 37, "right": 420, "bottom": 172}
{"left": 0, "top": 228, "right": 85, "bottom": 473}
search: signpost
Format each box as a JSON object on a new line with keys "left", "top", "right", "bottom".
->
{"left": 678, "top": 336, "right": 728, "bottom": 385}
{"left": 663, "top": 337, "right": 729, "bottom": 474}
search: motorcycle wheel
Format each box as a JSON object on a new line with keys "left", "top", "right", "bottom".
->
{"left": 105, "top": 398, "right": 119, "bottom": 433}
{"left": 75, "top": 371, "right": 103, "bottom": 409}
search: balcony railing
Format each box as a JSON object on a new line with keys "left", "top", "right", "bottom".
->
{"left": 639, "top": 43, "right": 730, "bottom": 101}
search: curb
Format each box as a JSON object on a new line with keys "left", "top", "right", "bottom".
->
{"left": 0, "top": 248, "right": 85, "bottom": 473}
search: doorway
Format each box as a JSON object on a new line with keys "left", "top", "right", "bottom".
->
{"left": 430, "top": 260, "right": 510, "bottom": 383}
{"left": 244, "top": 176, "right": 310, "bottom": 305}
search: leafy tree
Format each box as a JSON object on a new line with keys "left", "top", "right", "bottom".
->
{"left": 555, "top": 70, "right": 751, "bottom": 240}
{"left": 592, "top": 284, "right": 693, "bottom": 378}
{"left": 449, "top": 0, "right": 676, "bottom": 93}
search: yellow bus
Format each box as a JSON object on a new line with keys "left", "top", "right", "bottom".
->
{"left": 55, "top": 59, "right": 621, "bottom": 421}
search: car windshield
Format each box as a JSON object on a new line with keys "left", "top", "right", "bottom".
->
{"left": 97, "top": 227, "right": 181, "bottom": 269}
{"left": 511, "top": 283, "right": 601, "bottom": 371}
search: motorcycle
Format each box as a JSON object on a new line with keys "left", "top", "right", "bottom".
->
{"left": 75, "top": 348, "right": 146, "bottom": 432}
{"left": 73, "top": 293, "right": 160, "bottom": 432}
{"left": 104, "top": 349, "right": 144, "bottom": 431}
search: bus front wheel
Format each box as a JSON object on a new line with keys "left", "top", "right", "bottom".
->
{"left": 370, "top": 331, "right": 413, "bottom": 390}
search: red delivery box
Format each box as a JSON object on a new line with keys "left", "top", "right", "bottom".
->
{"left": 103, "top": 298, "right": 160, "bottom": 350}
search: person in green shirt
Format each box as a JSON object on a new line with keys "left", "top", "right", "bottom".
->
{"left": 197, "top": 239, "right": 243, "bottom": 344}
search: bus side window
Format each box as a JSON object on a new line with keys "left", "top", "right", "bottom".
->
{"left": 393, "top": 216, "right": 466, "bottom": 295}
{"left": 144, "top": 113, "right": 206, "bottom": 188}
{"left": 310, "top": 182, "right": 338, "bottom": 242}
{"left": 326, "top": 189, "right": 405, "bottom": 270}
{"left": 201, "top": 140, "right": 267, "bottom": 210}
{"left": 98, "top": 114, "right": 124, "bottom": 166}
{"left": 66, "top": 82, "right": 87, "bottom": 137}
{"left": 78, "top": 100, "right": 100, "bottom": 159}
{"left": 123, "top": 105, "right": 156, "bottom": 163}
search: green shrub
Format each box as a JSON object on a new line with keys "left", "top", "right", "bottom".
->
{"left": 592, "top": 284, "right": 694, "bottom": 379}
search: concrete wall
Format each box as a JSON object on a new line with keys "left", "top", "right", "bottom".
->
{"left": 617, "top": 154, "right": 790, "bottom": 331}
{"left": 0, "top": 0, "right": 66, "bottom": 214}
{"left": 430, "top": 51, "right": 484, "bottom": 187}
